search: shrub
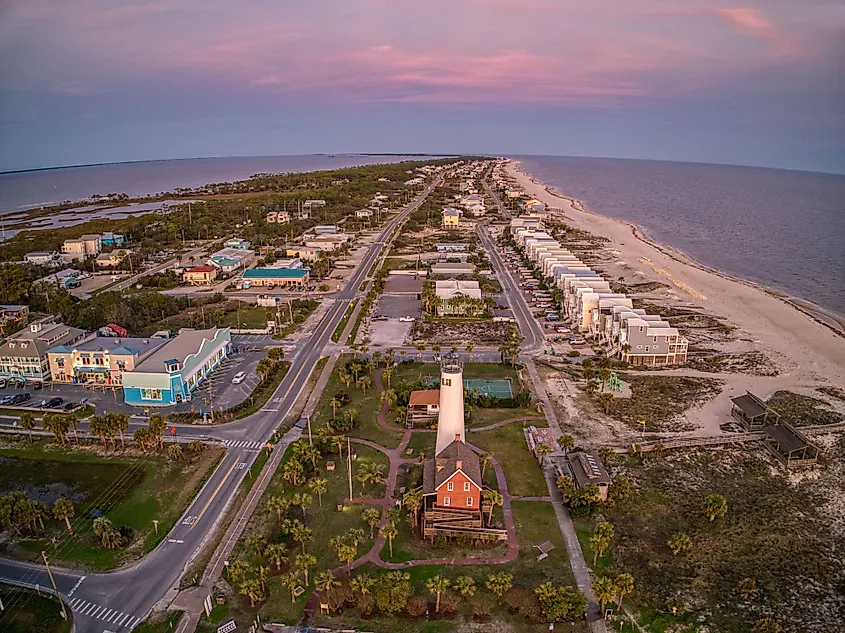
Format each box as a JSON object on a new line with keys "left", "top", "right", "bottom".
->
{"left": 406, "top": 595, "right": 428, "bottom": 617}
{"left": 505, "top": 587, "right": 532, "bottom": 613}
{"left": 358, "top": 593, "right": 375, "bottom": 616}
{"left": 471, "top": 595, "right": 493, "bottom": 620}
{"left": 439, "top": 593, "right": 459, "bottom": 615}
{"left": 568, "top": 350, "right": 580, "bottom": 357}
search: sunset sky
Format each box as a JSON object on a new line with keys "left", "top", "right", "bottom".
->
{"left": 1, "top": 0, "right": 843, "bottom": 172}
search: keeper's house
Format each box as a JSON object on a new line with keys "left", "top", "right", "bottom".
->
{"left": 241, "top": 267, "right": 310, "bottom": 288}
{"left": 122, "top": 328, "right": 231, "bottom": 406}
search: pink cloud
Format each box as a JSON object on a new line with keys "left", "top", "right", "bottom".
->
{"left": 712, "top": 7, "right": 780, "bottom": 42}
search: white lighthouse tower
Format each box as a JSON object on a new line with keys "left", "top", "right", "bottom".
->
{"left": 436, "top": 353, "right": 465, "bottom": 455}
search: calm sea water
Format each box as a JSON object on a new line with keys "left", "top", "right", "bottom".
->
{"left": 514, "top": 156, "right": 845, "bottom": 317}
{"left": 0, "top": 154, "right": 433, "bottom": 215}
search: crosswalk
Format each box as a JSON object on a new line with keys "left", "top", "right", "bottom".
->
{"left": 223, "top": 439, "right": 265, "bottom": 450}
{"left": 68, "top": 597, "right": 141, "bottom": 629}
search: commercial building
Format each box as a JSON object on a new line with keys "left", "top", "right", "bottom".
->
{"left": 435, "top": 243, "right": 470, "bottom": 253}
{"left": 303, "top": 234, "right": 351, "bottom": 251}
{"left": 286, "top": 246, "right": 323, "bottom": 261}
{"left": 0, "top": 320, "right": 91, "bottom": 383}
{"left": 241, "top": 268, "right": 310, "bottom": 288}
{"left": 431, "top": 262, "right": 476, "bottom": 276}
{"left": 48, "top": 336, "right": 167, "bottom": 387}
{"left": 224, "top": 239, "right": 251, "bottom": 250}
{"left": 182, "top": 265, "right": 218, "bottom": 286}
{"left": 24, "top": 252, "right": 61, "bottom": 267}
{"left": 207, "top": 246, "right": 255, "bottom": 273}
{"left": 122, "top": 328, "right": 231, "bottom": 406}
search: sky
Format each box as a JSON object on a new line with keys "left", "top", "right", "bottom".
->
{"left": 1, "top": 0, "right": 844, "bottom": 173}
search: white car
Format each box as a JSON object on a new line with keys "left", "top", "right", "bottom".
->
{"left": 398, "top": 316, "right": 415, "bottom": 322}
{"left": 232, "top": 371, "right": 247, "bottom": 384}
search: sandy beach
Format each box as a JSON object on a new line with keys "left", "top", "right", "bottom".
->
{"left": 506, "top": 159, "right": 845, "bottom": 398}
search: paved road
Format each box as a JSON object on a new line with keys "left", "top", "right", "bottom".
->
{"left": 0, "top": 179, "right": 441, "bottom": 633}
{"left": 111, "top": 245, "right": 208, "bottom": 292}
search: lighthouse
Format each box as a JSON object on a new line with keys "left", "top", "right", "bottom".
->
{"left": 436, "top": 353, "right": 465, "bottom": 455}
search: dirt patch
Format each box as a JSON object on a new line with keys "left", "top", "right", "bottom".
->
{"left": 817, "top": 386, "right": 845, "bottom": 403}
{"left": 766, "top": 390, "right": 845, "bottom": 427}
{"left": 414, "top": 320, "right": 516, "bottom": 346}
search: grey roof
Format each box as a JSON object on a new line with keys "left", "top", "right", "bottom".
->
{"left": 133, "top": 328, "right": 224, "bottom": 373}
{"left": 566, "top": 450, "right": 611, "bottom": 489}
{"left": 764, "top": 424, "right": 809, "bottom": 454}
{"left": 431, "top": 263, "right": 475, "bottom": 274}
{"left": 0, "top": 322, "right": 88, "bottom": 357}
{"left": 422, "top": 440, "right": 482, "bottom": 494}
{"left": 51, "top": 336, "right": 168, "bottom": 359}
{"left": 731, "top": 393, "right": 767, "bottom": 418}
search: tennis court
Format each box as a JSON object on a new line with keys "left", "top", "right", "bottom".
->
{"left": 424, "top": 377, "right": 513, "bottom": 398}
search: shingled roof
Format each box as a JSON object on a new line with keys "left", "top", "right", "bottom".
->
{"left": 422, "top": 439, "right": 482, "bottom": 494}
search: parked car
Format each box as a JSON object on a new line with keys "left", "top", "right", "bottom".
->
{"left": 0, "top": 395, "right": 15, "bottom": 406}
{"left": 569, "top": 338, "right": 587, "bottom": 346}
{"left": 232, "top": 371, "right": 247, "bottom": 384}
{"left": 8, "top": 393, "right": 31, "bottom": 405}
{"left": 398, "top": 316, "right": 415, "bottom": 322}
{"left": 44, "top": 397, "right": 64, "bottom": 408}
{"left": 63, "top": 402, "right": 77, "bottom": 411}
{"left": 555, "top": 327, "right": 571, "bottom": 334}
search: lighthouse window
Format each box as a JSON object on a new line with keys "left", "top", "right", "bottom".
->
{"left": 441, "top": 378, "right": 451, "bottom": 387}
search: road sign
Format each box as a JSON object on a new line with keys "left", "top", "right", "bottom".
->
{"left": 217, "top": 619, "right": 237, "bottom": 633}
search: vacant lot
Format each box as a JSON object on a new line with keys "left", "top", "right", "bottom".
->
{"left": 415, "top": 320, "right": 516, "bottom": 345}
{"left": 593, "top": 442, "right": 845, "bottom": 633}
{"left": 0, "top": 438, "right": 223, "bottom": 569}
{"left": 766, "top": 390, "right": 845, "bottom": 427}
{"left": 0, "top": 586, "right": 72, "bottom": 633}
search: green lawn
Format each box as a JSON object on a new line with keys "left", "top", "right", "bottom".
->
{"left": 0, "top": 437, "right": 224, "bottom": 570}
{"left": 133, "top": 611, "right": 184, "bottom": 633}
{"left": 0, "top": 586, "right": 73, "bottom": 633}
{"left": 215, "top": 300, "right": 319, "bottom": 335}
{"left": 217, "top": 441, "right": 390, "bottom": 628}
{"left": 469, "top": 423, "right": 549, "bottom": 497}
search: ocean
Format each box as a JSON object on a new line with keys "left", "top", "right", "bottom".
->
{"left": 0, "top": 154, "right": 434, "bottom": 216}
{"left": 514, "top": 156, "right": 845, "bottom": 317}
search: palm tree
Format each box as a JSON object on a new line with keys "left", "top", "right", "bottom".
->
{"left": 167, "top": 443, "right": 183, "bottom": 460}
{"left": 403, "top": 489, "right": 423, "bottom": 526}
{"left": 337, "top": 543, "right": 357, "bottom": 574}
{"left": 595, "top": 521, "right": 615, "bottom": 540}
{"left": 415, "top": 344, "right": 426, "bottom": 360}
{"left": 291, "top": 492, "right": 313, "bottom": 520}
{"left": 53, "top": 498, "right": 75, "bottom": 534}
{"left": 703, "top": 494, "right": 728, "bottom": 522}
{"left": 246, "top": 534, "right": 267, "bottom": 560}
{"left": 314, "top": 571, "right": 340, "bottom": 602}
{"left": 338, "top": 369, "right": 353, "bottom": 389}
{"left": 380, "top": 388, "right": 397, "bottom": 410}
{"left": 291, "top": 523, "right": 313, "bottom": 554}
{"left": 264, "top": 543, "right": 288, "bottom": 570}
{"left": 667, "top": 531, "right": 692, "bottom": 555}
{"left": 267, "top": 495, "right": 289, "bottom": 526}
{"left": 380, "top": 521, "right": 398, "bottom": 558}
{"left": 42, "top": 413, "right": 69, "bottom": 445}
{"left": 485, "top": 572, "right": 513, "bottom": 604}
{"left": 108, "top": 412, "right": 129, "bottom": 449}
{"left": 256, "top": 358, "right": 274, "bottom": 382}
{"left": 350, "top": 573, "right": 375, "bottom": 598}
{"left": 480, "top": 451, "right": 493, "bottom": 478}
{"left": 346, "top": 528, "right": 365, "bottom": 552}
{"left": 597, "top": 368, "right": 612, "bottom": 391}
{"left": 19, "top": 413, "right": 35, "bottom": 442}
{"left": 426, "top": 575, "right": 451, "bottom": 612}
{"left": 558, "top": 434, "right": 575, "bottom": 455}
{"left": 330, "top": 396, "right": 343, "bottom": 419}
{"left": 239, "top": 577, "right": 265, "bottom": 607}
{"left": 465, "top": 344, "right": 474, "bottom": 362}
{"left": 599, "top": 445, "right": 616, "bottom": 464}
{"left": 599, "top": 392, "right": 614, "bottom": 414}
{"left": 585, "top": 380, "right": 599, "bottom": 396}
{"left": 482, "top": 489, "right": 503, "bottom": 526}
{"left": 343, "top": 408, "right": 358, "bottom": 429}
{"left": 362, "top": 507, "right": 381, "bottom": 538}
{"left": 308, "top": 478, "right": 328, "bottom": 506}
{"left": 148, "top": 413, "right": 166, "bottom": 450}
{"left": 356, "top": 375, "right": 371, "bottom": 393}
{"left": 452, "top": 576, "right": 476, "bottom": 601}
{"left": 381, "top": 367, "right": 393, "bottom": 388}
{"left": 535, "top": 442, "right": 552, "bottom": 466}
{"left": 615, "top": 573, "right": 634, "bottom": 610}
{"left": 295, "top": 553, "right": 317, "bottom": 586}
{"left": 589, "top": 533, "right": 610, "bottom": 565}
{"left": 556, "top": 474, "right": 574, "bottom": 492}
{"left": 592, "top": 575, "right": 616, "bottom": 615}
{"left": 357, "top": 462, "right": 385, "bottom": 493}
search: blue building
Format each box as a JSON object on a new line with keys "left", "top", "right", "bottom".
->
{"left": 121, "top": 328, "right": 231, "bottom": 406}
{"left": 101, "top": 232, "right": 125, "bottom": 247}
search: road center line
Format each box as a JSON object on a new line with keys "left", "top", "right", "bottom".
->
{"left": 190, "top": 456, "right": 240, "bottom": 530}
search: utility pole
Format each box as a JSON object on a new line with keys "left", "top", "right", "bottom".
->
{"left": 307, "top": 414, "right": 312, "bottom": 446}
{"left": 41, "top": 551, "right": 67, "bottom": 620}
{"left": 208, "top": 375, "right": 214, "bottom": 423}
{"left": 347, "top": 436, "right": 353, "bottom": 500}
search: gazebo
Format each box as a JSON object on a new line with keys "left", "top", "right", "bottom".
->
{"left": 730, "top": 392, "right": 780, "bottom": 431}
{"left": 763, "top": 423, "right": 820, "bottom": 469}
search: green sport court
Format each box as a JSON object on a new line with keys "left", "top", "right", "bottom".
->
{"left": 426, "top": 377, "right": 513, "bottom": 398}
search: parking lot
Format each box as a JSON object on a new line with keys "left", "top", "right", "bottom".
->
{"left": 362, "top": 293, "right": 423, "bottom": 348}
